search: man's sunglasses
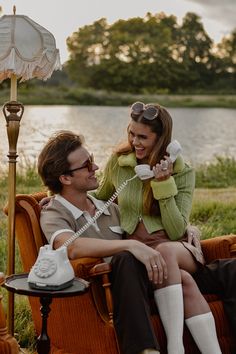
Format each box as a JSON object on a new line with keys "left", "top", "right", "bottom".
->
{"left": 64, "top": 154, "right": 94, "bottom": 174}
{"left": 131, "top": 101, "right": 159, "bottom": 120}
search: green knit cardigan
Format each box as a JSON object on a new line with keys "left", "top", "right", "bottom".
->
{"left": 94, "top": 153, "right": 195, "bottom": 240}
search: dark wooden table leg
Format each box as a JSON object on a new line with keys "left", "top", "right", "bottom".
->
{"left": 36, "top": 296, "right": 52, "bottom": 354}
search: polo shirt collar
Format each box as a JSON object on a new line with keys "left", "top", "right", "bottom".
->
{"left": 55, "top": 194, "right": 111, "bottom": 220}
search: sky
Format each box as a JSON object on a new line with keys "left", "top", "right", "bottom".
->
{"left": 0, "top": 0, "right": 235, "bottom": 64}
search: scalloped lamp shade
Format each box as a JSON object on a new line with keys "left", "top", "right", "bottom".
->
{"left": 0, "top": 14, "right": 61, "bottom": 82}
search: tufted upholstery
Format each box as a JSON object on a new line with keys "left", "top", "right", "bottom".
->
{"left": 4, "top": 192, "right": 236, "bottom": 354}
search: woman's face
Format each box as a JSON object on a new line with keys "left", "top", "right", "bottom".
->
{"left": 128, "top": 120, "right": 157, "bottom": 163}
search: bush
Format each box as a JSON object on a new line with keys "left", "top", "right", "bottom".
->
{"left": 195, "top": 156, "right": 236, "bottom": 188}
{"left": 190, "top": 201, "right": 236, "bottom": 239}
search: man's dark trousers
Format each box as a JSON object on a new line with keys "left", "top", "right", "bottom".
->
{"left": 111, "top": 251, "right": 160, "bottom": 354}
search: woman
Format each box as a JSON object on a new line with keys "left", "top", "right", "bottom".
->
{"left": 94, "top": 102, "right": 222, "bottom": 354}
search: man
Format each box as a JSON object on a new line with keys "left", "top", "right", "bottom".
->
{"left": 38, "top": 130, "right": 162, "bottom": 354}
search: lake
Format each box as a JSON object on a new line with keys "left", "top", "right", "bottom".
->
{"left": 0, "top": 105, "right": 235, "bottom": 171}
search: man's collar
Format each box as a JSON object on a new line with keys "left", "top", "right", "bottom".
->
{"left": 55, "top": 194, "right": 111, "bottom": 220}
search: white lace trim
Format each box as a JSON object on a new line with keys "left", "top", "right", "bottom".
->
{"left": 0, "top": 14, "right": 62, "bottom": 82}
{"left": 0, "top": 47, "right": 61, "bottom": 82}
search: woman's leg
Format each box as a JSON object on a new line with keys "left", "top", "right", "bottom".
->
{"left": 153, "top": 242, "right": 195, "bottom": 354}
{"left": 153, "top": 242, "right": 221, "bottom": 354}
{"left": 181, "top": 269, "right": 222, "bottom": 354}
{"left": 193, "top": 259, "right": 236, "bottom": 336}
{"left": 154, "top": 283, "right": 184, "bottom": 354}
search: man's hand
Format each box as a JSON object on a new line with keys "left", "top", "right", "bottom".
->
{"left": 127, "top": 240, "right": 168, "bottom": 285}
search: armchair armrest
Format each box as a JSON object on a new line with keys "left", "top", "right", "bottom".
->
{"left": 70, "top": 257, "right": 106, "bottom": 279}
{"left": 89, "top": 263, "right": 113, "bottom": 323}
{"left": 70, "top": 257, "right": 113, "bottom": 324}
{"left": 89, "top": 262, "right": 112, "bottom": 276}
{"left": 201, "top": 234, "right": 236, "bottom": 263}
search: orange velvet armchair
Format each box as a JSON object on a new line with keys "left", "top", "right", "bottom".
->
{"left": 4, "top": 192, "right": 236, "bottom": 354}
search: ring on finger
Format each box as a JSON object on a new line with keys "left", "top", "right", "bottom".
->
{"left": 190, "top": 232, "right": 195, "bottom": 238}
{"left": 161, "top": 161, "right": 168, "bottom": 171}
{"left": 152, "top": 264, "right": 158, "bottom": 269}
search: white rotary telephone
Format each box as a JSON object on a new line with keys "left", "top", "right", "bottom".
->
{"left": 27, "top": 140, "right": 182, "bottom": 290}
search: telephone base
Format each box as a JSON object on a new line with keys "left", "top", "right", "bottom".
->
{"left": 28, "top": 278, "right": 74, "bottom": 291}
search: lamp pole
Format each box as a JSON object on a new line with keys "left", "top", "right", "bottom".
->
{"left": 3, "top": 90, "right": 24, "bottom": 335}
{"left": 0, "top": 6, "right": 61, "bottom": 336}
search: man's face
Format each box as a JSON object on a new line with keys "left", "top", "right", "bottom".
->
{"left": 65, "top": 147, "right": 99, "bottom": 192}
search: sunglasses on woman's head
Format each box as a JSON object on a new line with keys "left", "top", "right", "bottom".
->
{"left": 130, "top": 102, "right": 159, "bottom": 120}
{"left": 64, "top": 154, "right": 94, "bottom": 174}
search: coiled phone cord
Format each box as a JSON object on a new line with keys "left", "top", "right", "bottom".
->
{"left": 62, "top": 140, "right": 182, "bottom": 248}
{"left": 62, "top": 174, "right": 138, "bottom": 248}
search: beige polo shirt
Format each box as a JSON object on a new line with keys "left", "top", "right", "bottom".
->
{"left": 40, "top": 194, "right": 124, "bottom": 259}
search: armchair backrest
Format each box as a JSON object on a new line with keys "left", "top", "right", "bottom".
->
{"left": 4, "top": 193, "right": 120, "bottom": 354}
{"left": 4, "top": 192, "right": 48, "bottom": 272}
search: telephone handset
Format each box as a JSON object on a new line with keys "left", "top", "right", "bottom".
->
{"left": 28, "top": 140, "right": 182, "bottom": 290}
{"left": 134, "top": 139, "right": 182, "bottom": 180}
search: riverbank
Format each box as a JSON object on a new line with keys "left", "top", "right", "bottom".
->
{"left": 0, "top": 86, "right": 236, "bottom": 107}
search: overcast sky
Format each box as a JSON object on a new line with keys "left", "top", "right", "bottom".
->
{"left": 0, "top": 0, "right": 235, "bottom": 63}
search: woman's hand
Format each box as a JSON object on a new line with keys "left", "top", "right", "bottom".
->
{"left": 39, "top": 196, "right": 54, "bottom": 210}
{"left": 187, "top": 225, "right": 202, "bottom": 251}
{"left": 153, "top": 156, "right": 173, "bottom": 181}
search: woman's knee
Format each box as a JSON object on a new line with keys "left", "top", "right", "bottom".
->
{"left": 181, "top": 269, "right": 198, "bottom": 298}
{"left": 155, "top": 242, "right": 177, "bottom": 262}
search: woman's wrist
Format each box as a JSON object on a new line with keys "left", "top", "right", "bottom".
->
{"left": 151, "top": 176, "right": 177, "bottom": 200}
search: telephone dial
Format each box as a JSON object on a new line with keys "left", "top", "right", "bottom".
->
{"left": 28, "top": 245, "right": 74, "bottom": 290}
{"left": 28, "top": 140, "right": 182, "bottom": 290}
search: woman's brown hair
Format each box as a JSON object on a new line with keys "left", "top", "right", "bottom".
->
{"left": 115, "top": 104, "right": 173, "bottom": 215}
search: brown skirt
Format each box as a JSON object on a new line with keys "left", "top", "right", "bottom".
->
{"left": 127, "top": 221, "right": 205, "bottom": 265}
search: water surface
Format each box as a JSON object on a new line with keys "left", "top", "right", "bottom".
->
{"left": 0, "top": 105, "right": 235, "bottom": 171}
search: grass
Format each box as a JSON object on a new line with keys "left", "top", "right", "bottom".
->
{"left": 192, "top": 188, "right": 236, "bottom": 239}
{"left": 0, "top": 156, "right": 236, "bottom": 350}
{"left": 195, "top": 156, "right": 236, "bottom": 188}
{"left": 0, "top": 86, "right": 236, "bottom": 107}
{"left": 0, "top": 169, "right": 43, "bottom": 353}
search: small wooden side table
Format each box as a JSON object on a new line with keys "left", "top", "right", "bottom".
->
{"left": 2, "top": 273, "right": 89, "bottom": 354}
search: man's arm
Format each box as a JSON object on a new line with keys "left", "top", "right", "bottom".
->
{"left": 55, "top": 231, "right": 167, "bottom": 285}
{"left": 41, "top": 199, "right": 167, "bottom": 284}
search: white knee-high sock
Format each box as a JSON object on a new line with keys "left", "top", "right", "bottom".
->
{"left": 154, "top": 284, "right": 184, "bottom": 354}
{"left": 185, "top": 312, "right": 222, "bottom": 354}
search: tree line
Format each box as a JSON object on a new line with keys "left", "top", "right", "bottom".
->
{"left": 64, "top": 12, "right": 235, "bottom": 94}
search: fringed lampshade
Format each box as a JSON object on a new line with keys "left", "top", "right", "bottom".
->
{"left": 0, "top": 13, "right": 61, "bottom": 82}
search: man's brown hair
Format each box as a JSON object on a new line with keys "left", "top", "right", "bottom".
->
{"left": 38, "top": 130, "right": 84, "bottom": 194}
